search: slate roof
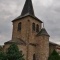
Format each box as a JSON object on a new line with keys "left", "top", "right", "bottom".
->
{"left": 49, "top": 41, "right": 58, "bottom": 46}
{"left": 12, "top": 14, "right": 43, "bottom": 23}
{"left": 4, "top": 38, "right": 37, "bottom": 46}
{"left": 12, "top": 0, "right": 43, "bottom": 23}
{"left": 4, "top": 38, "right": 26, "bottom": 45}
{"left": 37, "top": 28, "right": 50, "bottom": 37}
{"left": 21, "top": 0, "right": 35, "bottom": 16}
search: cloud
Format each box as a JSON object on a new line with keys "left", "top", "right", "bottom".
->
{"left": 0, "top": 0, "right": 60, "bottom": 45}
{"left": 33, "top": 0, "right": 60, "bottom": 44}
{"left": 39, "top": 0, "right": 53, "bottom": 7}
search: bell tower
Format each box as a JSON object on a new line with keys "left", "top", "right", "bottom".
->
{"left": 12, "top": 0, "right": 42, "bottom": 43}
{"left": 4, "top": 0, "right": 50, "bottom": 60}
{"left": 11, "top": 0, "right": 43, "bottom": 60}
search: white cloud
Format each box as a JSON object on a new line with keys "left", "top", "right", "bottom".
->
{"left": 0, "top": 0, "right": 60, "bottom": 45}
{"left": 0, "top": 34, "right": 11, "bottom": 45}
{"left": 39, "top": 0, "right": 53, "bottom": 7}
{"left": 0, "top": 2, "right": 17, "bottom": 14}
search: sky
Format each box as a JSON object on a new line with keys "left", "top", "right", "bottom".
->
{"left": 0, "top": 0, "right": 60, "bottom": 45}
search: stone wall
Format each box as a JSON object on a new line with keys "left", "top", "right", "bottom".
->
{"left": 4, "top": 16, "right": 49, "bottom": 60}
{"left": 12, "top": 16, "right": 42, "bottom": 44}
{"left": 36, "top": 36, "right": 49, "bottom": 60}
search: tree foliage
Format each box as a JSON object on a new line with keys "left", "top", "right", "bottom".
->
{"left": 0, "top": 46, "right": 3, "bottom": 51}
{"left": 0, "top": 43, "right": 25, "bottom": 60}
{"left": 0, "top": 51, "right": 6, "bottom": 60}
{"left": 48, "top": 49, "right": 60, "bottom": 60}
{"left": 6, "top": 43, "right": 25, "bottom": 60}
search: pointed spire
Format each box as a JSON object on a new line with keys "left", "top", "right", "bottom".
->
{"left": 37, "top": 28, "right": 50, "bottom": 37}
{"left": 12, "top": 0, "right": 43, "bottom": 23}
{"left": 37, "top": 22, "right": 50, "bottom": 37}
{"left": 21, "top": 0, "right": 35, "bottom": 16}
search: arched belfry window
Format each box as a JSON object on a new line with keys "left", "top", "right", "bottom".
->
{"left": 18, "top": 22, "right": 21, "bottom": 31}
{"left": 32, "top": 23, "right": 35, "bottom": 31}
{"left": 36, "top": 24, "right": 39, "bottom": 32}
{"left": 33, "top": 54, "right": 36, "bottom": 60}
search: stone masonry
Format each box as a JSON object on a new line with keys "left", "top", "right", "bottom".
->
{"left": 3, "top": 0, "right": 50, "bottom": 60}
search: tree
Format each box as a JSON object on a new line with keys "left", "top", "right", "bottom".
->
{"left": 0, "top": 46, "right": 3, "bottom": 51}
{"left": 6, "top": 43, "right": 25, "bottom": 60}
{"left": 48, "top": 49, "right": 60, "bottom": 60}
{"left": 0, "top": 51, "right": 6, "bottom": 60}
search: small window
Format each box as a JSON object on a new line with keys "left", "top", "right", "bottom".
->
{"left": 18, "top": 22, "right": 21, "bottom": 31}
{"left": 33, "top": 54, "right": 36, "bottom": 60}
{"left": 36, "top": 24, "right": 39, "bottom": 32}
{"left": 32, "top": 23, "right": 35, "bottom": 31}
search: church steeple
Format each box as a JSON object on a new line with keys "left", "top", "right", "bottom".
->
{"left": 12, "top": 0, "right": 43, "bottom": 23}
{"left": 21, "top": 0, "right": 35, "bottom": 16}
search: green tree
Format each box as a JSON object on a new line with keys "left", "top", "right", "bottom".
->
{"left": 0, "top": 51, "right": 6, "bottom": 60}
{"left": 0, "top": 46, "right": 3, "bottom": 51}
{"left": 6, "top": 43, "right": 25, "bottom": 60}
{"left": 48, "top": 49, "right": 60, "bottom": 60}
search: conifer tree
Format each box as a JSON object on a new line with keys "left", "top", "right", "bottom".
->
{"left": 6, "top": 43, "right": 25, "bottom": 60}
{"left": 48, "top": 49, "right": 60, "bottom": 60}
{"left": 0, "top": 46, "right": 3, "bottom": 51}
{"left": 0, "top": 51, "right": 6, "bottom": 60}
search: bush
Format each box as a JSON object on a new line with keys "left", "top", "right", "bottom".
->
{"left": 48, "top": 49, "right": 60, "bottom": 60}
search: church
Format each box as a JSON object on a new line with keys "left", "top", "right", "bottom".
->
{"left": 3, "top": 0, "right": 58, "bottom": 60}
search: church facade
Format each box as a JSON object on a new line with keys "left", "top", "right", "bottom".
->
{"left": 3, "top": 0, "right": 57, "bottom": 60}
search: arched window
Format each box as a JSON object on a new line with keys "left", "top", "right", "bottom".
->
{"left": 36, "top": 24, "right": 39, "bottom": 32}
{"left": 33, "top": 54, "right": 36, "bottom": 60}
{"left": 32, "top": 23, "right": 35, "bottom": 31}
{"left": 18, "top": 22, "right": 21, "bottom": 31}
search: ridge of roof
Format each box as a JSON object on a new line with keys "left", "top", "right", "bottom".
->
{"left": 12, "top": 14, "right": 43, "bottom": 23}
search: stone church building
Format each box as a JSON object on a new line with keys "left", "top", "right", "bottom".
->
{"left": 3, "top": 0, "right": 58, "bottom": 60}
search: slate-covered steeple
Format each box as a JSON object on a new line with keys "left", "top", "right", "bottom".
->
{"left": 12, "top": 0, "right": 43, "bottom": 23}
{"left": 21, "top": 0, "right": 35, "bottom": 16}
{"left": 37, "top": 28, "right": 50, "bottom": 37}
